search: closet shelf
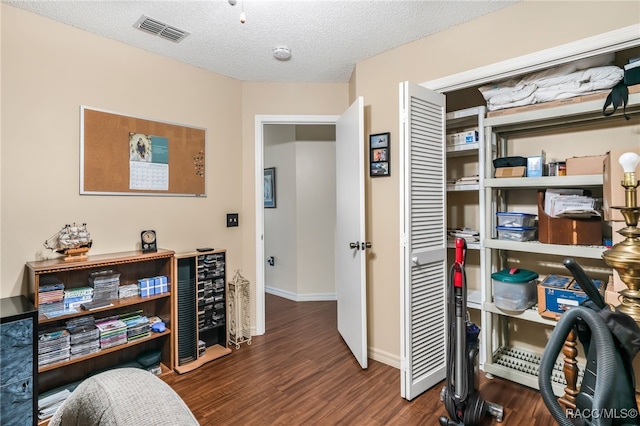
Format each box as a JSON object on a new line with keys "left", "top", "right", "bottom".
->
{"left": 467, "top": 290, "right": 482, "bottom": 310}
{"left": 484, "top": 345, "right": 584, "bottom": 398}
{"left": 38, "top": 293, "right": 171, "bottom": 324}
{"left": 447, "top": 240, "right": 480, "bottom": 250}
{"left": 485, "top": 92, "right": 640, "bottom": 134}
{"left": 447, "top": 183, "right": 480, "bottom": 192}
{"left": 483, "top": 239, "right": 606, "bottom": 259}
{"left": 446, "top": 143, "right": 479, "bottom": 157}
{"left": 484, "top": 174, "right": 602, "bottom": 189}
{"left": 483, "top": 302, "right": 557, "bottom": 326}
{"left": 447, "top": 106, "right": 486, "bottom": 127}
{"left": 38, "top": 329, "right": 171, "bottom": 373}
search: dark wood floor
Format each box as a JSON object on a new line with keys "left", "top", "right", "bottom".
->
{"left": 165, "top": 294, "right": 556, "bottom": 425}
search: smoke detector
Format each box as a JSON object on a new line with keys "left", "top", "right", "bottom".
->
{"left": 273, "top": 46, "right": 291, "bottom": 61}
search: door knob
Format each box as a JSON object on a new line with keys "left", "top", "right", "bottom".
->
{"left": 361, "top": 242, "right": 372, "bottom": 250}
{"left": 349, "top": 242, "right": 359, "bottom": 249}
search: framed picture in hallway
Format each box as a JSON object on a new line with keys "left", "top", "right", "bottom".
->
{"left": 369, "top": 132, "right": 390, "bottom": 177}
{"left": 264, "top": 167, "right": 276, "bottom": 208}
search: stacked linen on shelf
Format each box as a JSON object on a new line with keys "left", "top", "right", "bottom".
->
{"left": 478, "top": 53, "right": 624, "bottom": 111}
{"left": 447, "top": 228, "right": 479, "bottom": 243}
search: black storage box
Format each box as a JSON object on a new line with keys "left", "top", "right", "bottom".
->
{"left": 493, "top": 156, "right": 527, "bottom": 169}
{"left": 624, "top": 66, "right": 640, "bottom": 86}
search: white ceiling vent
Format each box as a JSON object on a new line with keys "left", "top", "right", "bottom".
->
{"left": 134, "top": 15, "right": 190, "bottom": 43}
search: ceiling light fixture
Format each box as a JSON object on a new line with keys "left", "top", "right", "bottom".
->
{"left": 273, "top": 46, "right": 291, "bottom": 61}
{"left": 239, "top": 0, "right": 246, "bottom": 24}
{"left": 228, "top": 0, "right": 245, "bottom": 23}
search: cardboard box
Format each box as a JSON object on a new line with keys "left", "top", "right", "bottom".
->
{"left": 527, "top": 151, "right": 546, "bottom": 177}
{"left": 605, "top": 279, "right": 622, "bottom": 307}
{"left": 604, "top": 148, "right": 640, "bottom": 222}
{"left": 538, "top": 274, "right": 605, "bottom": 320}
{"left": 495, "top": 166, "right": 526, "bottom": 178}
{"left": 565, "top": 154, "right": 607, "bottom": 176}
{"left": 537, "top": 191, "right": 602, "bottom": 245}
{"left": 446, "top": 130, "right": 478, "bottom": 146}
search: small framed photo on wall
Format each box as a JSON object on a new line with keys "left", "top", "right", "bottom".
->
{"left": 264, "top": 167, "right": 276, "bottom": 208}
{"left": 369, "top": 132, "right": 390, "bottom": 177}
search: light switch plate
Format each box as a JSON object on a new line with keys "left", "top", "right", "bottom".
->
{"left": 227, "top": 213, "right": 239, "bottom": 227}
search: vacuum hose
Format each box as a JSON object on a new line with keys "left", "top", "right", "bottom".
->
{"left": 538, "top": 306, "right": 616, "bottom": 426}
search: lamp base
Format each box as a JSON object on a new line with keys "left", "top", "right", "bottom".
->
{"left": 616, "top": 289, "right": 640, "bottom": 324}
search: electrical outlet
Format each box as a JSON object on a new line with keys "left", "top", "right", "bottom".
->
{"left": 227, "top": 213, "right": 239, "bottom": 227}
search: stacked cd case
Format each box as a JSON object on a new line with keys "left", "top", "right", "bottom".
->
{"left": 38, "top": 327, "right": 70, "bottom": 367}
{"left": 66, "top": 317, "right": 100, "bottom": 359}
{"left": 118, "top": 283, "right": 139, "bottom": 299}
{"left": 89, "top": 270, "right": 121, "bottom": 301}
{"left": 95, "top": 317, "right": 128, "bottom": 349}
{"left": 120, "top": 311, "right": 150, "bottom": 341}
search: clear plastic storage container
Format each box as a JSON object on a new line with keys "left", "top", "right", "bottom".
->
{"left": 491, "top": 268, "right": 539, "bottom": 313}
{"left": 496, "top": 226, "right": 536, "bottom": 241}
{"left": 496, "top": 212, "right": 537, "bottom": 228}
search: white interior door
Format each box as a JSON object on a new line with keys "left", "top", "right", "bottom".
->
{"left": 399, "top": 82, "right": 447, "bottom": 400}
{"left": 335, "top": 96, "right": 367, "bottom": 369}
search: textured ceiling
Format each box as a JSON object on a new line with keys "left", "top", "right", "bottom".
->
{"left": 4, "top": 0, "right": 521, "bottom": 83}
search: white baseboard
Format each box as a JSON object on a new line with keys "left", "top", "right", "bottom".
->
{"left": 265, "top": 286, "right": 336, "bottom": 302}
{"left": 369, "top": 347, "right": 401, "bottom": 369}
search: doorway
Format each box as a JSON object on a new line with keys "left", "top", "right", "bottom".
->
{"left": 254, "top": 115, "right": 340, "bottom": 336}
{"left": 262, "top": 124, "right": 337, "bottom": 303}
{"left": 255, "top": 98, "right": 368, "bottom": 369}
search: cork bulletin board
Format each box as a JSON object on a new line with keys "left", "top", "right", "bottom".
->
{"left": 80, "top": 106, "right": 206, "bottom": 196}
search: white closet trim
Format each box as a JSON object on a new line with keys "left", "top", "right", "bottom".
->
{"left": 422, "top": 24, "right": 640, "bottom": 92}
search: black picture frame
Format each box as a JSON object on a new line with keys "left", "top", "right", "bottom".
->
{"left": 264, "top": 167, "right": 276, "bottom": 208}
{"left": 369, "top": 132, "right": 390, "bottom": 177}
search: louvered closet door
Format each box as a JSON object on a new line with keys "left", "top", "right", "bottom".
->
{"left": 399, "top": 82, "right": 447, "bottom": 400}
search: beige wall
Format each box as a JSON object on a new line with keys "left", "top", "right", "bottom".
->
{"left": 2, "top": 1, "right": 639, "bottom": 368}
{"left": 352, "top": 0, "right": 640, "bottom": 362}
{"left": 0, "top": 5, "right": 246, "bottom": 295}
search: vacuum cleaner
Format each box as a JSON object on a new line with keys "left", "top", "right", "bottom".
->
{"left": 440, "top": 238, "right": 504, "bottom": 426}
{"left": 539, "top": 258, "right": 640, "bottom": 426}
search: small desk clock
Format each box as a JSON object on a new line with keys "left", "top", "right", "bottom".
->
{"left": 141, "top": 230, "right": 157, "bottom": 253}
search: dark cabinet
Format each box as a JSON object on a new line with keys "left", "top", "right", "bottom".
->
{"left": 174, "top": 249, "right": 230, "bottom": 374}
{"left": 1, "top": 296, "right": 37, "bottom": 426}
